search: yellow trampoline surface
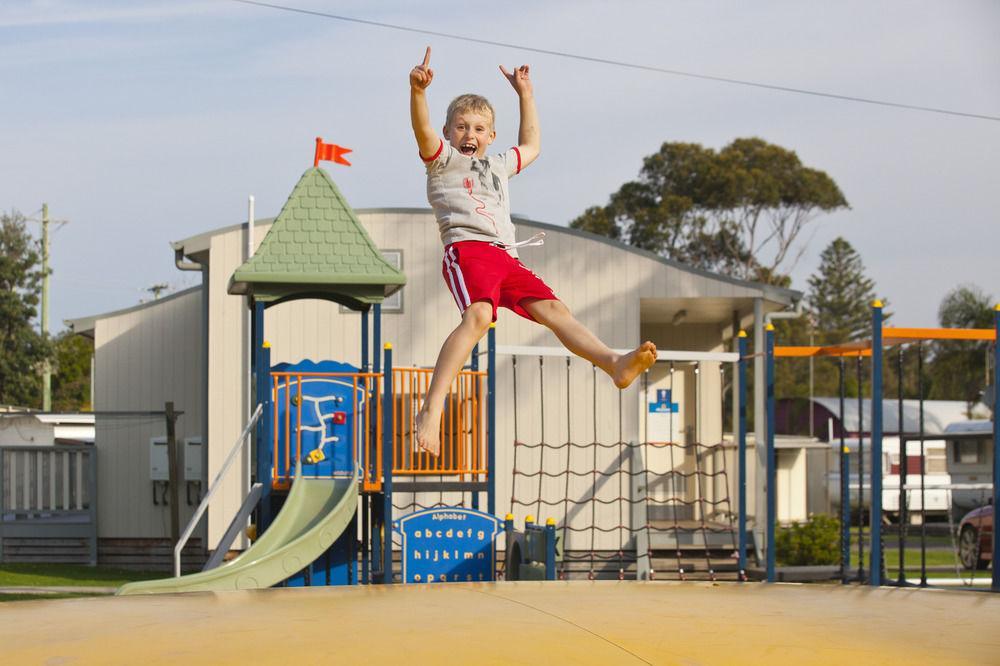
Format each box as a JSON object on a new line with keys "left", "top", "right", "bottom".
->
{"left": 2, "top": 581, "right": 998, "bottom": 665}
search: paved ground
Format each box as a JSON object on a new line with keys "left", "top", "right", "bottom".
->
{"left": 1, "top": 581, "right": 998, "bottom": 665}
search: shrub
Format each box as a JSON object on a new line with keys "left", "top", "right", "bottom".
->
{"left": 775, "top": 514, "right": 840, "bottom": 566}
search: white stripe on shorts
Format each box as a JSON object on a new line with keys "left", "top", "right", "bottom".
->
{"left": 444, "top": 247, "right": 469, "bottom": 310}
{"left": 449, "top": 247, "right": 472, "bottom": 307}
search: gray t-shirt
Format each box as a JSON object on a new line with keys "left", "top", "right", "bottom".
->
{"left": 423, "top": 140, "right": 523, "bottom": 255}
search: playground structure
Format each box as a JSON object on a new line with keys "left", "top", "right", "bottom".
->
{"left": 116, "top": 258, "right": 999, "bottom": 594}
{"left": 110, "top": 157, "right": 998, "bottom": 596}
{"left": 504, "top": 344, "right": 748, "bottom": 582}
{"left": 767, "top": 302, "right": 1000, "bottom": 589}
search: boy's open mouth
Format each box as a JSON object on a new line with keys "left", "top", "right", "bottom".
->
{"left": 459, "top": 143, "right": 477, "bottom": 156}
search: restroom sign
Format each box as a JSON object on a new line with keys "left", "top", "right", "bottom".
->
{"left": 394, "top": 508, "right": 502, "bottom": 584}
{"left": 649, "top": 388, "right": 679, "bottom": 413}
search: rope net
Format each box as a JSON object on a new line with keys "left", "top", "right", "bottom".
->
{"left": 506, "top": 353, "right": 743, "bottom": 581}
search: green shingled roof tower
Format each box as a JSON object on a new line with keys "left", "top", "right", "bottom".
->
{"left": 228, "top": 167, "right": 405, "bottom": 308}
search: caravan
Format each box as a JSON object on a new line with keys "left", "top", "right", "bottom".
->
{"left": 827, "top": 436, "right": 952, "bottom": 521}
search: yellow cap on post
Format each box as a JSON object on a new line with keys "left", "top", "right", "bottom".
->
{"left": 872, "top": 299, "right": 883, "bottom": 308}
{"left": 262, "top": 341, "right": 271, "bottom": 348}
{"left": 384, "top": 342, "right": 392, "bottom": 350}
{"left": 525, "top": 515, "right": 535, "bottom": 524}
{"left": 545, "top": 518, "right": 556, "bottom": 526}
{"left": 505, "top": 513, "right": 514, "bottom": 521}
{"left": 738, "top": 330, "right": 747, "bottom": 338}
{"left": 489, "top": 322, "right": 497, "bottom": 329}
{"left": 994, "top": 304, "right": 1000, "bottom": 312}
{"left": 765, "top": 323, "right": 775, "bottom": 332}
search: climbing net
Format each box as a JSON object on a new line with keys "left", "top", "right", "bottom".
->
{"left": 503, "top": 346, "right": 745, "bottom": 581}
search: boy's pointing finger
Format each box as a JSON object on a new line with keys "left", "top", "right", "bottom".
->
{"left": 422, "top": 46, "right": 431, "bottom": 67}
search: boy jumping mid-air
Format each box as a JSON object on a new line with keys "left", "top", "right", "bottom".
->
{"left": 409, "top": 47, "right": 657, "bottom": 456}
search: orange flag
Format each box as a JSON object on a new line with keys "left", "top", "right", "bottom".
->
{"left": 314, "top": 137, "right": 352, "bottom": 167}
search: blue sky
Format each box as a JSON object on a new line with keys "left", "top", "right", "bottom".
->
{"left": 3, "top": 1, "right": 999, "bottom": 331}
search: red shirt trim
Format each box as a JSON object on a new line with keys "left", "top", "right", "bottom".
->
{"left": 512, "top": 146, "right": 522, "bottom": 174}
{"left": 420, "top": 139, "right": 444, "bottom": 163}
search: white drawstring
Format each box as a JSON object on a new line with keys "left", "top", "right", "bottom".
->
{"left": 494, "top": 232, "right": 546, "bottom": 249}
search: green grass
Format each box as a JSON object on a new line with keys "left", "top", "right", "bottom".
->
{"left": 780, "top": 541, "right": 971, "bottom": 572}
{"left": 0, "top": 592, "right": 102, "bottom": 603}
{"left": 0, "top": 563, "right": 163, "bottom": 588}
{"left": 858, "top": 548, "right": 960, "bottom": 569}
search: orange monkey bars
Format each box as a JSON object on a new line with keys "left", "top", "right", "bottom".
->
{"left": 774, "top": 326, "right": 995, "bottom": 358}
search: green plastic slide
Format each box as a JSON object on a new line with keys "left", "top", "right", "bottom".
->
{"left": 117, "top": 477, "right": 357, "bottom": 595}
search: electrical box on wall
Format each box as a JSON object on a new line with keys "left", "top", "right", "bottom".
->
{"left": 184, "top": 437, "right": 203, "bottom": 481}
{"left": 150, "top": 436, "right": 168, "bottom": 481}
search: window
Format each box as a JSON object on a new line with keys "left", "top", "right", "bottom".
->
{"left": 952, "top": 439, "right": 985, "bottom": 465}
{"left": 340, "top": 249, "right": 403, "bottom": 314}
{"left": 379, "top": 250, "right": 403, "bottom": 313}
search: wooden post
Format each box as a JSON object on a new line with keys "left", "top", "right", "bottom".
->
{"left": 166, "top": 402, "right": 180, "bottom": 552}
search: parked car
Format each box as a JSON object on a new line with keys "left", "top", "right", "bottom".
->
{"left": 958, "top": 503, "right": 993, "bottom": 570}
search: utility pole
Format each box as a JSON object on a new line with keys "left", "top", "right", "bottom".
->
{"left": 41, "top": 203, "right": 51, "bottom": 412}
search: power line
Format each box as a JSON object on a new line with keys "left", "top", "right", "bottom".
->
{"left": 228, "top": 0, "right": 1000, "bottom": 123}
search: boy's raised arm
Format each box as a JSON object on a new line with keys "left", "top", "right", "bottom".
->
{"left": 500, "top": 64, "right": 540, "bottom": 168}
{"left": 410, "top": 47, "right": 441, "bottom": 159}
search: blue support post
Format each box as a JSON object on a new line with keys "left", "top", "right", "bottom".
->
{"left": 487, "top": 323, "right": 497, "bottom": 516}
{"left": 252, "top": 301, "right": 265, "bottom": 484}
{"left": 260, "top": 341, "right": 273, "bottom": 528}
{"left": 544, "top": 518, "right": 557, "bottom": 581}
{"left": 361, "top": 308, "right": 370, "bottom": 370}
{"left": 765, "top": 324, "right": 776, "bottom": 582}
{"left": 361, "top": 307, "right": 370, "bottom": 584}
{"left": 382, "top": 343, "right": 394, "bottom": 583}
{"left": 839, "top": 358, "right": 850, "bottom": 584}
{"left": 373, "top": 304, "right": 382, "bottom": 374}
{"left": 252, "top": 301, "right": 274, "bottom": 529}
{"left": 737, "top": 331, "right": 748, "bottom": 581}
{"left": 870, "top": 301, "right": 884, "bottom": 587}
{"left": 471, "top": 340, "right": 481, "bottom": 511}
{"left": 992, "top": 305, "right": 1000, "bottom": 593}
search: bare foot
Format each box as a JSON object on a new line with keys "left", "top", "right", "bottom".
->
{"left": 612, "top": 341, "right": 657, "bottom": 389}
{"left": 414, "top": 408, "right": 441, "bottom": 457}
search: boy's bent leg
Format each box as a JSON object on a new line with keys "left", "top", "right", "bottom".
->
{"left": 416, "top": 301, "right": 493, "bottom": 456}
{"left": 522, "top": 298, "right": 657, "bottom": 389}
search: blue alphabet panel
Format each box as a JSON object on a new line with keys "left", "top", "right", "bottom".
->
{"left": 394, "top": 508, "right": 502, "bottom": 584}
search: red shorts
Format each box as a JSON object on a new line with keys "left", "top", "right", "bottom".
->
{"left": 441, "top": 241, "right": 557, "bottom": 322}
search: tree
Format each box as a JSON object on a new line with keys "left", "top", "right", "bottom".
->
{"left": 51, "top": 331, "right": 93, "bottom": 411}
{"left": 928, "top": 284, "right": 994, "bottom": 413}
{"left": 0, "top": 210, "right": 50, "bottom": 407}
{"left": 775, "top": 238, "right": 886, "bottom": 421}
{"left": 571, "top": 138, "right": 848, "bottom": 283}
{"left": 807, "top": 237, "right": 880, "bottom": 343}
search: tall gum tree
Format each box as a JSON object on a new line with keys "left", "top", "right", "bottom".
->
{"left": 571, "top": 137, "right": 848, "bottom": 283}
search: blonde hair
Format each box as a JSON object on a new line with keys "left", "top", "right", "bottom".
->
{"left": 445, "top": 94, "right": 495, "bottom": 130}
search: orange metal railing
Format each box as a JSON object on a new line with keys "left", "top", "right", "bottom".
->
{"left": 269, "top": 368, "right": 486, "bottom": 492}
{"left": 391, "top": 367, "right": 487, "bottom": 479}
